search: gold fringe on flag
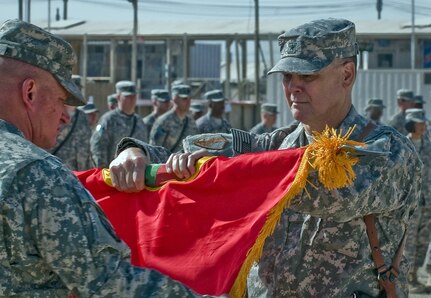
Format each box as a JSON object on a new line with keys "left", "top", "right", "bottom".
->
{"left": 229, "top": 126, "right": 366, "bottom": 298}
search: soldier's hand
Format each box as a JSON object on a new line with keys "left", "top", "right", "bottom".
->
{"left": 109, "top": 147, "right": 149, "bottom": 192}
{"left": 165, "top": 149, "right": 211, "bottom": 179}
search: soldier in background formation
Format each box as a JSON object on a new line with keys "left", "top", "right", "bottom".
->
{"left": 250, "top": 103, "right": 278, "bottom": 134}
{"left": 388, "top": 89, "right": 416, "bottom": 135}
{"left": 107, "top": 93, "right": 118, "bottom": 110}
{"left": 196, "top": 89, "right": 232, "bottom": 134}
{"left": 403, "top": 108, "right": 431, "bottom": 294}
{"left": 78, "top": 101, "right": 99, "bottom": 128}
{"left": 414, "top": 95, "right": 425, "bottom": 109}
{"left": 50, "top": 75, "right": 93, "bottom": 171}
{"left": 364, "top": 98, "right": 385, "bottom": 125}
{"left": 91, "top": 80, "right": 148, "bottom": 168}
{"left": 149, "top": 84, "right": 198, "bottom": 152}
{"left": 190, "top": 102, "right": 205, "bottom": 120}
{"left": 143, "top": 89, "right": 171, "bottom": 135}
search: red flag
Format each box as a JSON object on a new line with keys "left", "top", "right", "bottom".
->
{"left": 75, "top": 127, "right": 364, "bottom": 297}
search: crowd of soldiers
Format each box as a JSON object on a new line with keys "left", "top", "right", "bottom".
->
{"left": 361, "top": 88, "right": 431, "bottom": 294}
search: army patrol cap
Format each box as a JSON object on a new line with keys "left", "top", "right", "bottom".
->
{"left": 151, "top": 89, "right": 170, "bottom": 102}
{"left": 0, "top": 19, "right": 85, "bottom": 106}
{"left": 190, "top": 102, "right": 205, "bottom": 113}
{"left": 78, "top": 103, "right": 98, "bottom": 114}
{"left": 396, "top": 89, "right": 414, "bottom": 101}
{"left": 414, "top": 95, "right": 426, "bottom": 104}
{"left": 261, "top": 103, "right": 279, "bottom": 115}
{"left": 268, "top": 18, "right": 358, "bottom": 75}
{"left": 116, "top": 80, "right": 136, "bottom": 96}
{"left": 365, "top": 98, "right": 386, "bottom": 111}
{"left": 204, "top": 90, "right": 225, "bottom": 102}
{"left": 405, "top": 108, "right": 427, "bottom": 123}
{"left": 172, "top": 84, "right": 191, "bottom": 98}
{"left": 107, "top": 93, "right": 117, "bottom": 104}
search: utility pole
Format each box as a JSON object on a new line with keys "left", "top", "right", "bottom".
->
{"left": 18, "top": 0, "right": 23, "bottom": 20}
{"left": 63, "top": 0, "right": 68, "bottom": 20}
{"left": 254, "top": 0, "right": 260, "bottom": 103}
{"left": 25, "top": 0, "right": 31, "bottom": 22}
{"left": 376, "top": 0, "right": 382, "bottom": 20}
{"left": 127, "top": 0, "right": 138, "bottom": 83}
{"left": 411, "top": 0, "right": 416, "bottom": 69}
{"left": 48, "top": 0, "right": 51, "bottom": 31}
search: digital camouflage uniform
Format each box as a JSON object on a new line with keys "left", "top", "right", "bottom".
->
{"left": 149, "top": 108, "right": 198, "bottom": 152}
{"left": 405, "top": 133, "right": 431, "bottom": 275}
{"left": 143, "top": 111, "right": 157, "bottom": 136}
{"left": 91, "top": 108, "right": 148, "bottom": 168}
{"left": 249, "top": 123, "right": 277, "bottom": 135}
{"left": 196, "top": 112, "right": 232, "bottom": 134}
{"left": 50, "top": 109, "right": 93, "bottom": 171}
{"left": 0, "top": 120, "right": 201, "bottom": 297}
{"left": 119, "top": 106, "right": 421, "bottom": 298}
{"left": 388, "top": 111, "right": 408, "bottom": 135}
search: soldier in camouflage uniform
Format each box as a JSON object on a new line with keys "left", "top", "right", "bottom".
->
{"left": 364, "top": 98, "right": 386, "bottom": 125}
{"left": 403, "top": 109, "right": 431, "bottom": 293}
{"left": 107, "top": 93, "right": 118, "bottom": 110}
{"left": 250, "top": 103, "right": 279, "bottom": 134}
{"left": 196, "top": 90, "right": 232, "bottom": 134}
{"left": 190, "top": 102, "right": 205, "bottom": 120}
{"left": 143, "top": 89, "right": 171, "bottom": 136}
{"left": 91, "top": 80, "right": 148, "bottom": 168}
{"left": 112, "top": 19, "right": 421, "bottom": 297}
{"left": 388, "top": 89, "right": 416, "bottom": 135}
{"left": 50, "top": 75, "right": 93, "bottom": 171}
{"left": 0, "top": 19, "right": 199, "bottom": 297}
{"left": 149, "top": 84, "right": 198, "bottom": 152}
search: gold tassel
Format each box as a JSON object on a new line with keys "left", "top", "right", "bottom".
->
{"left": 229, "top": 125, "right": 366, "bottom": 297}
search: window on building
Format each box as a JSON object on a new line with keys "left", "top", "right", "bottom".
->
{"left": 86, "top": 41, "right": 110, "bottom": 77}
{"left": 377, "top": 53, "right": 393, "bottom": 68}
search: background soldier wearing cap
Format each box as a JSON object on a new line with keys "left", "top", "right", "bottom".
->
{"left": 250, "top": 103, "right": 279, "bottom": 134}
{"left": 143, "top": 89, "right": 171, "bottom": 135}
{"left": 78, "top": 101, "right": 99, "bottom": 128}
{"left": 190, "top": 102, "right": 205, "bottom": 120}
{"left": 0, "top": 19, "right": 198, "bottom": 297}
{"left": 107, "top": 93, "right": 118, "bottom": 111}
{"left": 112, "top": 18, "right": 421, "bottom": 297}
{"left": 50, "top": 74, "right": 93, "bottom": 171}
{"left": 414, "top": 95, "right": 426, "bottom": 109}
{"left": 149, "top": 84, "right": 198, "bottom": 152}
{"left": 403, "top": 108, "right": 431, "bottom": 294}
{"left": 90, "top": 80, "right": 149, "bottom": 168}
{"left": 196, "top": 89, "right": 232, "bottom": 134}
{"left": 388, "top": 89, "right": 416, "bottom": 135}
{"left": 364, "top": 98, "right": 386, "bottom": 125}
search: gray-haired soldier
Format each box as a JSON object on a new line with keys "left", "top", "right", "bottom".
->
{"left": 388, "top": 89, "right": 416, "bottom": 135}
{"left": 403, "top": 109, "right": 431, "bottom": 294}
{"left": 90, "top": 80, "right": 149, "bottom": 168}
{"left": 112, "top": 18, "right": 421, "bottom": 297}
{"left": 250, "top": 103, "right": 279, "bottom": 134}
{"left": 149, "top": 84, "right": 198, "bottom": 152}
{"left": 143, "top": 89, "right": 171, "bottom": 135}
{"left": 196, "top": 90, "right": 232, "bottom": 134}
{"left": 0, "top": 19, "right": 201, "bottom": 297}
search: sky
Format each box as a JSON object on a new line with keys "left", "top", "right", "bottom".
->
{"left": 1, "top": 0, "right": 431, "bottom": 25}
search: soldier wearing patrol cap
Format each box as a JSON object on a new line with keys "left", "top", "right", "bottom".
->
{"left": 414, "top": 95, "right": 426, "bottom": 109}
{"left": 364, "top": 98, "right": 386, "bottom": 125}
{"left": 250, "top": 103, "right": 279, "bottom": 134}
{"left": 90, "top": 80, "right": 149, "bottom": 168}
{"left": 402, "top": 108, "right": 431, "bottom": 294}
{"left": 50, "top": 73, "right": 93, "bottom": 171}
{"left": 111, "top": 18, "right": 421, "bottom": 297}
{"left": 149, "top": 84, "right": 198, "bottom": 152}
{"left": 106, "top": 93, "right": 118, "bottom": 111}
{"left": 196, "top": 89, "right": 232, "bottom": 134}
{"left": 143, "top": 89, "right": 171, "bottom": 135}
{"left": 0, "top": 19, "right": 197, "bottom": 297}
{"left": 388, "top": 89, "right": 416, "bottom": 135}
{"left": 190, "top": 102, "right": 205, "bottom": 120}
{"left": 78, "top": 101, "right": 99, "bottom": 128}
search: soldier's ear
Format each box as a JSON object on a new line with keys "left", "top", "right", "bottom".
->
{"left": 21, "top": 78, "right": 37, "bottom": 110}
{"left": 341, "top": 61, "right": 355, "bottom": 88}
